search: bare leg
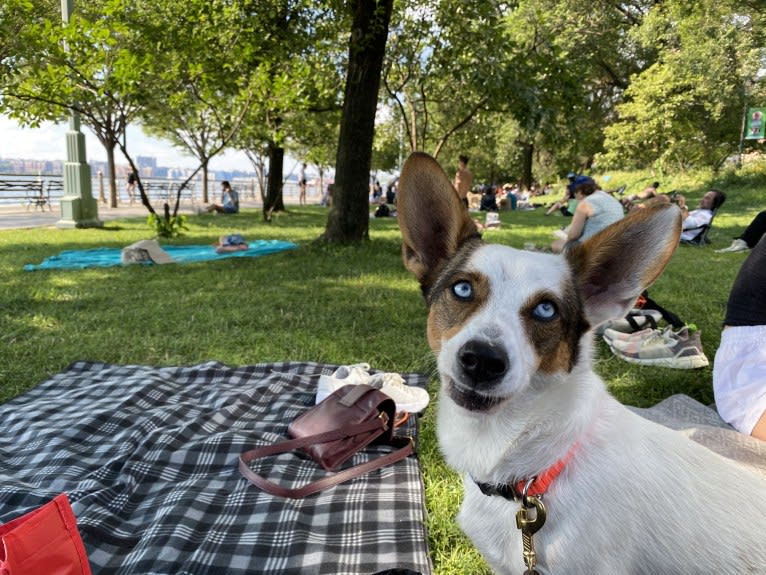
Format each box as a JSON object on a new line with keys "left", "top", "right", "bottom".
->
{"left": 545, "top": 202, "right": 560, "bottom": 216}
{"left": 751, "top": 411, "right": 766, "bottom": 441}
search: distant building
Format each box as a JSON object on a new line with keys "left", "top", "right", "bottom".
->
{"left": 137, "top": 156, "right": 157, "bottom": 170}
{"left": 0, "top": 154, "right": 258, "bottom": 181}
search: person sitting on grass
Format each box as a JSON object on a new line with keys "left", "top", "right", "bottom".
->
{"left": 479, "top": 185, "right": 498, "bottom": 212}
{"left": 678, "top": 189, "right": 726, "bottom": 242}
{"left": 205, "top": 181, "right": 239, "bottom": 214}
{"left": 545, "top": 173, "right": 577, "bottom": 216}
{"left": 373, "top": 196, "right": 394, "bottom": 218}
{"left": 551, "top": 176, "right": 624, "bottom": 253}
{"left": 622, "top": 181, "right": 660, "bottom": 210}
{"left": 713, "top": 235, "right": 766, "bottom": 440}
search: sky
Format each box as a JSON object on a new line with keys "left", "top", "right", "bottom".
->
{"left": 0, "top": 115, "right": 254, "bottom": 172}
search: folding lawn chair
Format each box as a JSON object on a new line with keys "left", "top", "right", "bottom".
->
{"left": 680, "top": 206, "right": 720, "bottom": 247}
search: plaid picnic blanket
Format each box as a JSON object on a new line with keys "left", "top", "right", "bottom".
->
{"left": 0, "top": 361, "right": 432, "bottom": 575}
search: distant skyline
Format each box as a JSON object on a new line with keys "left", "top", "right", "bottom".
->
{"left": 0, "top": 115, "right": 255, "bottom": 172}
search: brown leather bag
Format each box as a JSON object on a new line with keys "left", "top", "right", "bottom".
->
{"left": 239, "top": 384, "right": 414, "bottom": 498}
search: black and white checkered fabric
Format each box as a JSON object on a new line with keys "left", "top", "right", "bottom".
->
{"left": 0, "top": 361, "right": 432, "bottom": 575}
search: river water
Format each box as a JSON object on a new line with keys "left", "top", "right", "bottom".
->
{"left": 0, "top": 174, "right": 317, "bottom": 206}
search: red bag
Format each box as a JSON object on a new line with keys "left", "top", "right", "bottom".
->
{"left": 0, "top": 493, "right": 92, "bottom": 575}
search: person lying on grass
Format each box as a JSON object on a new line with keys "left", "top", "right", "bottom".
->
{"left": 214, "top": 234, "right": 248, "bottom": 254}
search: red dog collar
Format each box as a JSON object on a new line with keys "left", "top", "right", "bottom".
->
{"left": 475, "top": 443, "right": 578, "bottom": 501}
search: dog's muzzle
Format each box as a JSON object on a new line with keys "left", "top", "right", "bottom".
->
{"left": 448, "top": 340, "right": 509, "bottom": 411}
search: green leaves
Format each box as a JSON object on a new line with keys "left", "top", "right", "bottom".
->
{"left": 599, "top": 0, "right": 766, "bottom": 171}
{"left": 147, "top": 212, "right": 188, "bottom": 238}
{"left": 3, "top": 0, "right": 764, "bottom": 205}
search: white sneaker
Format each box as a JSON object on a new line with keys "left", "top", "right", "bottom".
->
{"left": 715, "top": 238, "right": 749, "bottom": 253}
{"left": 485, "top": 212, "right": 501, "bottom": 228}
{"left": 315, "top": 363, "right": 371, "bottom": 404}
{"left": 369, "top": 372, "right": 430, "bottom": 413}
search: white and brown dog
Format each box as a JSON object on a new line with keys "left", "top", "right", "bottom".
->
{"left": 397, "top": 152, "right": 766, "bottom": 575}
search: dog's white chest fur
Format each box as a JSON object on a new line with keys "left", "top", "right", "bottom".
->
{"left": 450, "top": 394, "right": 766, "bottom": 574}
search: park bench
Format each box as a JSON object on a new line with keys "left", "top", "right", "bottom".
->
{"left": 0, "top": 178, "right": 51, "bottom": 211}
{"left": 45, "top": 179, "right": 64, "bottom": 202}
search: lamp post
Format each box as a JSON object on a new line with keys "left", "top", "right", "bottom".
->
{"left": 57, "top": 0, "right": 101, "bottom": 228}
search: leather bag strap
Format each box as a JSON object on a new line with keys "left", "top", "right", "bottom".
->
{"left": 238, "top": 419, "right": 414, "bottom": 498}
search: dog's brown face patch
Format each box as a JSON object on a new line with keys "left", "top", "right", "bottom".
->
{"left": 521, "top": 279, "right": 589, "bottom": 374}
{"left": 425, "top": 241, "right": 489, "bottom": 352}
{"left": 425, "top": 242, "right": 590, "bottom": 382}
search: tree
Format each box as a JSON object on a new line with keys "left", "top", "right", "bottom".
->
{"left": 493, "top": 0, "right": 651, "bottom": 184}
{"left": 599, "top": 1, "right": 766, "bottom": 171}
{"left": 370, "top": 107, "right": 403, "bottom": 173}
{"left": 377, "top": 0, "right": 644, "bottom": 188}
{"left": 382, "top": 0, "right": 513, "bottom": 160}
{"left": 137, "top": 0, "right": 257, "bottom": 206}
{"left": 0, "top": 0, "right": 48, "bottom": 81}
{"left": 1, "top": 0, "right": 145, "bottom": 207}
{"left": 227, "top": 1, "right": 345, "bottom": 220}
{"left": 321, "top": 0, "right": 393, "bottom": 243}
{"left": 290, "top": 108, "right": 342, "bottom": 199}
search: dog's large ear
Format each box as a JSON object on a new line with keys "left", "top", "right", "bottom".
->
{"left": 566, "top": 203, "right": 682, "bottom": 327}
{"left": 397, "top": 152, "right": 480, "bottom": 293}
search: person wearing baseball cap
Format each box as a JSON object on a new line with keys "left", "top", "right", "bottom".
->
{"left": 551, "top": 176, "right": 624, "bottom": 252}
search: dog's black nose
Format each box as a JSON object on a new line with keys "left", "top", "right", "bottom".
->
{"left": 458, "top": 341, "right": 508, "bottom": 386}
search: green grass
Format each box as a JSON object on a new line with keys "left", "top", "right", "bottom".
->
{"left": 1, "top": 162, "right": 763, "bottom": 574}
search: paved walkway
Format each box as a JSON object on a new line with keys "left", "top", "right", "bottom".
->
{"left": 0, "top": 200, "right": 263, "bottom": 230}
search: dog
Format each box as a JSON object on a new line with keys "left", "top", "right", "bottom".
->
{"left": 396, "top": 152, "right": 766, "bottom": 575}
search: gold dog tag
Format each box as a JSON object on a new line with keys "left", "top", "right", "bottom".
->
{"left": 515, "top": 495, "right": 546, "bottom": 574}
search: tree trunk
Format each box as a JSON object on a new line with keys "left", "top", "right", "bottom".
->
{"left": 106, "top": 142, "right": 118, "bottom": 208}
{"left": 263, "top": 141, "right": 285, "bottom": 220}
{"left": 201, "top": 159, "right": 210, "bottom": 204}
{"left": 321, "top": 0, "right": 393, "bottom": 243}
{"left": 244, "top": 150, "right": 267, "bottom": 203}
{"left": 520, "top": 141, "right": 534, "bottom": 190}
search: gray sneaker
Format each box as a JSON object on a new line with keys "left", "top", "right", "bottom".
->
{"left": 609, "top": 327, "right": 709, "bottom": 369}
{"left": 596, "top": 309, "right": 661, "bottom": 336}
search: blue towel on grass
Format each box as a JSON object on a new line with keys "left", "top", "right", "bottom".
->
{"left": 24, "top": 240, "right": 298, "bottom": 271}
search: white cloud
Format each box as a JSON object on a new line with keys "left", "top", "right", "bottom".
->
{"left": 0, "top": 115, "right": 254, "bottom": 172}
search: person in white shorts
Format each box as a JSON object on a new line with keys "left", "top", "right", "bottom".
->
{"left": 713, "top": 235, "right": 766, "bottom": 440}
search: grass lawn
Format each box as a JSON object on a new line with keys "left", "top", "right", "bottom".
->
{"left": 0, "top": 164, "right": 762, "bottom": 574}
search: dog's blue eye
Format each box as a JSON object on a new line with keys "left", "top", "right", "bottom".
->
{"left": 533, "top": 301, "right": 557, "bottom": 321}
{"left": 452, "top": 280, "right": 473, "bottom": 301}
